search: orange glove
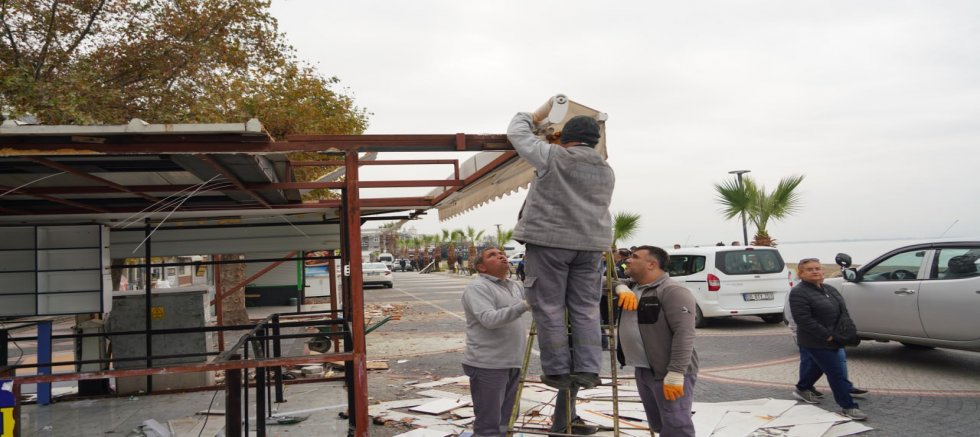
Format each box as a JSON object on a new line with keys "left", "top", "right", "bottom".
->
{"left": 616, "top": 284, "right": 638, "bottom": 311}
{"left": 663, "top": 371, "right": 685, "bottom": 401}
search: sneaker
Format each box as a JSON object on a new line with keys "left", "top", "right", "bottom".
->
{"left": 850, "top": 387, "right": 869, "bottom": 398}
{"left": 841, "top": 407, "right": 868, "bottom": 421}
{"left": 807, "top": 387, "right": 825, "bottom": 398}
{"left": 792, "top": 388, "right": 820, "bottom": 404}
{"left": 570, "top": 372, "right": 601, "bottom": 390}
{"left": 541, "top": 374, "right": 574, "bottom": 390}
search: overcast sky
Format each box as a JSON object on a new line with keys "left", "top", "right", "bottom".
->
{"left": 270, "top": 1, "right": 979, "bottom": 248}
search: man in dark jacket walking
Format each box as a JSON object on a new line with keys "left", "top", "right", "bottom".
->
{"left": 789, "top": 258, "right": 867, "bottom": 421}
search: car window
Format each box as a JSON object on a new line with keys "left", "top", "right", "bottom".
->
{"left": 932, "top": 247, "right": 980, "bottom": 280}
{"left": 667, "top": 255, "right": 706, "bottom": 277}
{"left": 713, "top": 250, "right": 785, "bottom": 275}
{"left": 862, "top": 250, "right": 925, "bottom": 281}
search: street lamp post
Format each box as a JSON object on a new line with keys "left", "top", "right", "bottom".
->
{"left": 728, "top": 170, "right": 751, "bottom": 246}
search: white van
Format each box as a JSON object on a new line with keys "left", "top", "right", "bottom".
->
{"left": 378, "top": 252, "right": 395, "bottom": 270}
{"left": 667, "top": 246, "right": 790, "bottom": 327}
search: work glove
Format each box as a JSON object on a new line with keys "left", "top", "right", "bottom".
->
{"left": 616, "top": 284, "right": 638, "bottom": 311}
{"left": 663, "top": 371, "right": 685, "bottom": 401}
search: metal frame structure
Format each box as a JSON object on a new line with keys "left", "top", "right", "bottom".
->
{"left": 0, "top": 123, "right": 520, "bottom": 437}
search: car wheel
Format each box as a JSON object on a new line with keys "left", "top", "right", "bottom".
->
{"left": 760, "top": 314, "right": 784, "bottom": 324}
{"left": 694, "top": 306, "right": 708, "bottom": 328}
{"left": 900, "top": 342, "right": 935, "bottom": 350}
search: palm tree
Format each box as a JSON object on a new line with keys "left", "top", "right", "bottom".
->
{"left": 495, "top": 227, "right": 514, "bottom": 249}
{"left": 411, "top": 236, "right": 424, "bottom": 269}
{"left": 715, "top": 175, "right": 805, "bottom": 246}
{"left": 431, "top": 232, "right": 445, "bottom": 272}
{"left": 611, "top": 211, "right": 641, "bottom": 249}
{"left": 443, "top": 229, "right": 464, "bottom": 273}
{"left": 464, "top": 226, "right": 485, "bottom": 274}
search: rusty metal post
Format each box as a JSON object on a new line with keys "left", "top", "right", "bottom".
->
{"left": 344, "top": 151, "right": 369, "bottom": 436}
{"left": 225, "top": 355, "right": 242, "bottom": 437}
{"left": 329, "top": 258, "right": 339, "bottom": 352}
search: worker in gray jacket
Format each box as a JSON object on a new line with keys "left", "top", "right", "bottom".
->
{"left": 618, "top": 245, "right": 699, "bottom": 437}
{"left": 462, "top": 247, "right": 532, "bottom": 437}
{"left": 506, "top": 112, "right": 615, "bottom": 390}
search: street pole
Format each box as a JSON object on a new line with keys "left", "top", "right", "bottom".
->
{"left": 728, "top": 170, "right": 751, "bottom": 246}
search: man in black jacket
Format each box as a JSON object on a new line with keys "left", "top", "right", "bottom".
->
{"left": 789, "top": 258, "right": 868, "bottom": 421}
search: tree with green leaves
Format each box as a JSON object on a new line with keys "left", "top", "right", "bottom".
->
{"left": 714, "top": 175, "right": 805, "bottom": 246}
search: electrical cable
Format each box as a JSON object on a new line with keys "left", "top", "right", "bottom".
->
{"left": 197, "top": 389, "right": 221, "bottom": 437}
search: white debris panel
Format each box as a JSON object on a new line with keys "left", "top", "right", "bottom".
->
{"left": 369, "top": 376, "right": 874, "bottom": 436}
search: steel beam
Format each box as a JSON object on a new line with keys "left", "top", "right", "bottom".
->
{"left": 344, "top": 151, "right": 369, "bottom": 436}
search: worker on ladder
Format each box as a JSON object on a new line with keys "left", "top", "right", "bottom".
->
{"left": 506, "top": 110, "right": 615, "bottom": 391}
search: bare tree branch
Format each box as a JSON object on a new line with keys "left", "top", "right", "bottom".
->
{"left": 63, "top": 0, "right": 107, "bottom": 59}
{"left": 0, "top": 0, "right": 21, "bottom": 67}
{"left": 34, "top": 0, "right": 62, "bottom": 79}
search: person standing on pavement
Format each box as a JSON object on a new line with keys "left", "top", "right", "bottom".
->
{"left": 784, "top": 265, "right": 868, "bottom": 401}
{"left": 462, "top": 247, "right": 532, "bottom": 437}
{"left": 789, "top": 258, "right": 868, "bottom": 421}
{"left": 618, "top": 246, "right": 699, "bottom": 437}
{"left": 506, "top": 112, "right": 615, "bottom": 390}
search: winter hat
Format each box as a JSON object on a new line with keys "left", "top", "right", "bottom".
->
{"left": 559, "top": 115, "right": 600, "bottom": 146}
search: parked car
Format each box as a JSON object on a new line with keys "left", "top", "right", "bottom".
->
{"left": 825, "top": 241, "right": 980, "bottom": 351}
{"left": 391, "top": 258, "right": 412, "bottom": 272}
{"left": 362, "top": 262, "right": 393, "bottom": 288}
{"left": 667, "top": 246, "right": 790, "bottom": 327}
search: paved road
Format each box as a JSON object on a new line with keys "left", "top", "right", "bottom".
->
{"left": 365, "top": 271, "right": 980, "bottom": 436}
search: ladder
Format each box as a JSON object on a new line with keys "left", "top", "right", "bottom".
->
{"left": 507, "top": 251, "right": 625, "bottom": 436}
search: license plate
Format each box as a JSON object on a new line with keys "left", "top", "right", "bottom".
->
{"left": 743, "top": 292, "right": 774, "bottom": 301}
{"left": 368, "top": 272, "right": 380, "bottom": 276}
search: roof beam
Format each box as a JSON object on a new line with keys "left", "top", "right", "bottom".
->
{"left": 0, "top": 134, "right": 511, "bottom": 154}
{"left": 0, "top": 184, "right": 108, "bottom": 213}
{"left": 198, "top": 155, "right": 271, "bottom": 208}
{"left": 22, "top": 156, "right": 159, "bottom": 202}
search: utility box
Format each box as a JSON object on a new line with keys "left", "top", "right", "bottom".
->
{"left": 107, "top": 286, "right": 213, "bottom": 394}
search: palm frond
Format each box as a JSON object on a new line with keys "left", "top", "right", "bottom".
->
{"left": 612, "top": 211, "right": 641, "bottom": 246}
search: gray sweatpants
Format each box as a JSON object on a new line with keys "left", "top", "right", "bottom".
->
{"left": 524, "top": 244, "right": 603, "bottom": 375}
{"left": 549, "top": 386, "right": 579, "bottom": 433}
{"left": 634, "top": 367, "right": 697, "bottom": 437}
{"left": 462, "top": 364, "right": 520, "bottom": 437}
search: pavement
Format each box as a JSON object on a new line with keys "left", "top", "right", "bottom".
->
{"left": 12, "top": 270, "right": 980, "bottom": 436}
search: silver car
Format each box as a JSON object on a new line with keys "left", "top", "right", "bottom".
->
{"left": 827, "top": 241, "right": 980, "bottom": 351}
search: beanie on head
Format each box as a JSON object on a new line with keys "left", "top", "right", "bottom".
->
{"left": 559, "top": 115, "right": 600, "bottom": 146}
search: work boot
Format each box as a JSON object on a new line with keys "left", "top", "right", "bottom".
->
{"left": 541, "top": 374, "right": 574, "bottom": 390}
{"left": 570, "top": 372, "right": 600, "bottom": 389}
{"left": 549, "top": 417, "right": 599, "bottom": 436}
